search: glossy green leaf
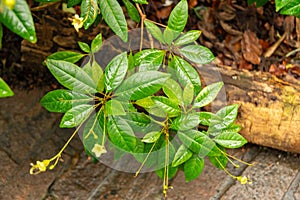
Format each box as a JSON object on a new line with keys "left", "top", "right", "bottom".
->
{"left": 144, "top": 20, "right": 164, "bottom": 43}
{"left": 115, "top": 71, "right": 170, "bottom": 100}
{"left": 174, "top": 30, "right": 201, "bottom": 46}
{"left": 178, "top": 130, "right": 215, "bottom": 157}
{"left": 184, "top": 156, "right": 204, "bottom": 182}
{"left": 91, "top": 33, "right": 102, "bottom": 53}
{"left": 106, "top": 99, "right": 126, "bottom": 115}
{"left": 83, "top": 112, "right": 104, "bottom": 156}
{"left": 278, "top": 0, "right": 300, "bottom": 16}
{"left": 107, "top": 116, "right": 137, "bottom": 152}
{"left": 134, "top": 49, "right": 165, "bottom": 71}
{"left": 81, "top": 0, "right": 98, "bottom": 29}
{"left": 214, "top": 132, "right": 247, "bottom": 148}
{"left": 47, "top": 51, "right": 85, "bottom": 63}
{"left": 167, "top": 0, "right": 188, "bottom": 36}
{"left": 199, "top": 111, "right": 218, "bottom": 126}
{"left": 40, "top": 89, "right": 93, "bottom": 113}
{"left": 183, "top": 83, "right": 194, "bottom": 106}
{"left": 172, "top": 145, "right": 193, "bottom": 167}
{"left": 152, "top": 96, "right": 181, "bottom": 117}
{"left": 83, "top": 60, "right": 104, "bottom": 92}
{"left": 179, "top": 45, "right": 215, "bottom": 64}
{"left": 142, "top": 131, "right": 161, "bottom": 143}
{"left": 171, "top": 113, "right": 199, "bottom": 131}
{"left": 122, "top": 0, "right": 140, "bottom": 23}
{"left": 104, "top": 52, "right": 128, "bottom": 92}
{"left": 135, "top": 96, "right": 155, "bottom": 108}
{"left": 132, "top": 0, "right": 148, "bottom": 4}
{"left": 0, "top": 0, "right": 36, "bottom": 43}
{"left": 275, "top": 0, "right": 291, "bottom": 11}
{"left": 0, "top": 77, "right": 13, "bottom": 97}
{"left": 60, "top": 104, "right": 94, "bottom": 128}
{"left": 172, "top": 55, "right": 201, "bottom": 94}
{"left": 155, "top": 165, "right": 178, "bottom": 180}
{"left": 121, "top": 112, "right": 157, "bottom": 133}
{"left": 162, "top": 78, "right": 183, "bottom": 105}
{"left": 68, "top": 0, "right": 82, "bottom": 7}
{"left": 163, "top": 27, "right": 178, "bottom": 45}
{"left": 99, "top": 0, "right": 128, "bottom": 42}
{"left": 78, "top": 41, "right": 91, "bottom": 53}
{"left": 193, "top": 82, "right": 224, "bottom": 108}
{"left": 45, "top": 59, "right": 97, "bottom": 93}
{"left": 209, "top": 153, "right": 228, "bottom": 169}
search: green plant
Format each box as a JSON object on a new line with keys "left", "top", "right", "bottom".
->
{"left": 0, "top": 77, "right": 13, "bottom": 97}
{"left": 248, "top": 0, "right": 300, "bottom": 18}
{"left": 30, "top": 1, "right": 252, "bottom": 197}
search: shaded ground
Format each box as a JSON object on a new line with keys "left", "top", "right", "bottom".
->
{"left": 1, "top": 88, "right": 300, "bottom": 200}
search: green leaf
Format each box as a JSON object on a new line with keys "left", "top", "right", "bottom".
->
{"left": 275, "top": 0, "right": 290, "bottom": 11}
{"left": 163, "top": 27, "right": 179, "bottom": 45}
{"left": 122, "top": 0, "right": 140, "bottom": 23}
{"left": 45, "top": 59, "right": 97, "bottom": 93}
{"left": 209, "top": 153, "right": 228, "bottom": 169}
{"left": 214, "top": 132, "right": 247, "bottom": 148}
{"left": 144, "top": 20, "right": 164, "bottom": 43}
{"left": 134, "top": 49, "right": 165, "bottom": 71}
{"left": 107, "top": 116, "right": 137, "bottom": 152}
{"left": 179, "top": 45, "right": 215, "bottom": 64}
{"left": 104, "top": 52, "right": 128, "bottom": 92}
{"left": 78, "top": 41, "right": 91, "bottom": 53}
{"left": 135, "top": 96, "right": 155, "bottom": 108}
{"left": 172, "top": 145, "right": 193, "bottom": 167}
{"left": 174, "top": 30, "right": 201, "bottom": 46}
{"left": 83, "top": 60, "right": 104, "bottom": 92}
{"left": 68, "top": 0, "right": 82, "bottom": 7}
{"left": 278, "top": 0, "right": 300, "bottom": 16}
{"left": 0, "top": 0, "right": 36, "bottom": 43}
{"left": 60, "top": 104, "right": 94, "bottom": 128}
{"left": 91, "top": 33, "right": 102, "bottom": 53}
{"left": 155, "top": 165, "right": 178, "bottom": 180}
{"left": 193, "top": 82, "right": 224, "bottom": 108}
{"left": 0, "top": 77, "right": 13, "bottom": 97}
{"left": 40, "top": 89, "right": 93, "bottom": 113}
{"left": 99, "top": 0, "right": 128, "bottom": 42}
{"left": 106, "top": 99, "right": 126, "bottom": 115}
{"left": 199, "top": 111, "right": 218, "bottom": 126}
{"left": 172, "top": 55, "right": 201, "bottom": 94}
{"left": 183, "top": 83, "right": 194, "bottom": 106}
{"left": 121, "top": 112, "right": 158, "bottom": 133}
{"left": 115, "top": 71, "right": 170, "bottom": 100}
{"left": 171, "top": 113, "right": 199, "bottom": 131}
{"left": 83, "top": 112, "right": 104, "bottom": 155}
{"left": 162, "top": 78, "right": 183, "bottom": 105}
{"left": 47, "top": 51, "right": 85, "bottom": 63}
{"left": 184, "top": 156, "right": 204, "bottom": 182}
{"left": 81, "top": 0, "right": 98, "bottom": 29}
{"left": 178, "top": 130, "right": 215, "bottom": 157}
{"left": 132, "top": 0, "right": 148, "bottom": 4}
{"left": 152, "top": 96, "right": 181, "bottom": 117}
{"left": 142, "top": 131, "right": 161, "bottom": 143}
{"left": 167, "top": 0, "right": 188, "bottom": 36}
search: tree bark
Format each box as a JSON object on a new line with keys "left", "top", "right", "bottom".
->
{"left": 200, "top": 65, "right": 300, "bottom": 153}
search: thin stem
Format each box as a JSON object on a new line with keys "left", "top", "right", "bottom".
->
{"left": 135, "top": 141, "right": 157, "bottom": 177}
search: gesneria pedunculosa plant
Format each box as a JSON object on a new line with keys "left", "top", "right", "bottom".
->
{"left": 30, "top": 0, "right": 253, "bottom": 197}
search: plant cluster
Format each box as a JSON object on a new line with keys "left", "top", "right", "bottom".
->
{"left": 28, "top": 0, "right": 253, "bottom": 197}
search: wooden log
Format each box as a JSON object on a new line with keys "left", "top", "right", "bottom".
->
{"left": 199, "top": 65, "right": 300, "bottom": 153}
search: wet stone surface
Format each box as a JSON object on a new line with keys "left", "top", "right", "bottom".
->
{"left": 0, "top": 89, "right": 300, "bottom": 200}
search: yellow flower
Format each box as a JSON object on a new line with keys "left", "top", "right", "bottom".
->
{"left": 91, "top": 144, "right": 107, "bottom": 157}
{"left": 4, "top": 0, "right": 15, "bottom": 9}
{"left": 30, "top": 159, "right": 50, "bottom": 175}
{"left": 236, "top": 176, "right": 252, "bottom": 184}
{"left": 70, "top": 14, "right": 84, "bottom": 32}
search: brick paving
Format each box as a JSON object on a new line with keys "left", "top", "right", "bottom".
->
{"left": 0, "top": 89, "right": 299, "bottom": 200}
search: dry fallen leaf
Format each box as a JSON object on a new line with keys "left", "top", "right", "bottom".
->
{"left": 241, "top": 30, "right": 262, "bottom": 65}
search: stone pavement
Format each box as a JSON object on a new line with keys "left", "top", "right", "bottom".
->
{"left": 0, "top": 89, "right": 300, "bottom": 200}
